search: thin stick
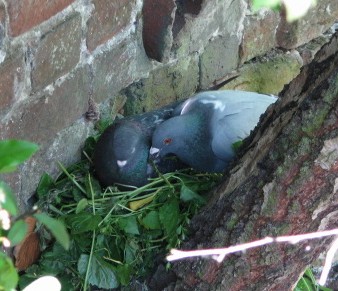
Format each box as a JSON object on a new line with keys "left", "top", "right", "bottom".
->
{"left": 167, "top": 229, "right": 338, "bottom": 286}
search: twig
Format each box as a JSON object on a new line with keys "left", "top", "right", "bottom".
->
{"left": 84, "top": 174, "right": 96, "bottom": 291}
{"left": 167, "top": 228, "right": 338, "bottom": 286}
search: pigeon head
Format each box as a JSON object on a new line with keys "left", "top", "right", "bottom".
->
{"left": 150, "top": 114, "right": 206, "bottom": 167}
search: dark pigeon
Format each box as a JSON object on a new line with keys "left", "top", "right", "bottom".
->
{"left": 93, "top": 101, "right": 186, "bottom": 188}
{"left": 150, "top": 90, "right": 277, "bottom": 173}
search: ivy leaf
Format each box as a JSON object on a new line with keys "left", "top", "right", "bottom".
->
{"left": 0, "top": 252, "right": 18, "bottom": 290}
{"left": 78, "top": 254, "right": 119, "bottom": 289}
{"left": 141, "top": 211, "right": 161, "bottom": 230}
{"left": 34, "top": 213, "right": 70, "bottom": 250}
{"left": 75, "top": 198, "right": 88, "bottom": 214}
{"left": 0, "top": 140, "right": 38, "bottom": 173}
{"left": 118, "top": 216, "right": 139, "bottom": 235}
{"left": 7, "top": 219, "right": 28, "bottom": 246}
{"left": 159, "top": 198, "right": 179, "bottom": 236}
{"left": 294, "top": 276, "right": 313, "bottom": 291}
{"left": 65, "top": 213, "right": 101, "bottom": 234}
{"left": 116, "top": 264, "right": 132, "bottom": 286}
{"left": 0, "top": 181, "right": 18, "bottom": 216}
{"left": 124, "top": 241, "right": 139, "bottom": 264}
{"left": 180, "top": 185, "right": 206, "bottom": 204}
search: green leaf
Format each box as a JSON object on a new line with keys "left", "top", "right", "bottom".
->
{"left": 159, "top": 198, "right": 179, "bottom": 236}
{"left": 0, "top": 140, "right": 38, "bottom": 173}
{"left": 118, "top": 216, "right": 139, "bottom": 235}
{"left": 142, "top": 211, "right": 161, "bottom": 230}
{"left": 116, "top": 264, "right": 132, "bottom": 286}
{"left": 82, "top": 136, "right": 97, "bottom": 158}
{"left": 294, "top": 276, "right": 313, "bottom": 291}
{"left": 78, "top": 254, "right": 119, "bottom": 289}
{"left": 34, "top": 213, "right": 70, "bottom": 250}
{"left": 95, "top": 119, "right": 112, "bottom": 134}
{"left": 39, "top": 242, "right": 79, "bottom": 275}
{"left": 84, "top": 174, "right": 101, "bottom": 198}
{"left": 37, "top": 173, "right": 54, "bottom": 199}
{"left": 75, "top": 198, "right": 88, "bottom": 214}
{"left": 0, "top": 181, "right": 18, "bottom": 215}
{"left": 232, "top": 140, "right": 243, "bottom": 152}
{"left": 180, "top": 185, "right": 206, "bottom": 204}
{"left": 303, "top": 268, "right": 318, "bottom": 286}
{"left": 0, "top": 252, "right": 18, "bottom": 290}
{"left": 295, "top": 268, "right": 333, "bottom": 291}
{"left": 252, "top": 0, "right": 281, "bottom": 11}
{"left": 7, "top": 219, "right": 28, "bottom": 246}
{"left": 18, "top": 273, "right": 37, "bottom": 291}
{"left": 124, "top": 241, "right": 139, "bottom": 264}
{"left": 65, "top": 213, "right": 101, "bottom": 234}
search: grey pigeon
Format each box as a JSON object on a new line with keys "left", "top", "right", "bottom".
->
{"left": 93, "top": 101, "right": 186, "bottom": 188}
{"left": 150, "top": 90, "right": 277, "bottom": 173}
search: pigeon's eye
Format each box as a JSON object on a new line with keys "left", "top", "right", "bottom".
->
{"left": 163, "top": 138, "right": 172, "bottom": 145}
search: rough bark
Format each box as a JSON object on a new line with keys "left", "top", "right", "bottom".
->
{"left": 150, "top": 31, "right": 338, "bottom": 291}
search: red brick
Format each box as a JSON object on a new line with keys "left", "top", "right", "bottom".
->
{"left": 1, "top": 67, "right": 90, "bottom": 144}
{"left": 31, "top": 13, "right": 82, "bottom": 92}
{"left": 0, "top": 48, "right": 25, "bottom": 116}
{"left": 8, "top": 0, "right": 75, "bottom": 37}
{"left": 86, "top": 0, "right": 136, "bottom": 51}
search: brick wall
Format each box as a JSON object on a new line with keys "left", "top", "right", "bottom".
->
{"left": 0, "top": 0, "right": 337, "bottom": 209}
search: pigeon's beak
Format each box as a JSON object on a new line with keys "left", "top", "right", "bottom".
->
{"left": 149, "top": 147, "right": 160, "bottom": 159}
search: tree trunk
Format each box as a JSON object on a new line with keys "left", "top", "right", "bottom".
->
{"left": 150, "top": 31, "right": 338, "bottom": 291}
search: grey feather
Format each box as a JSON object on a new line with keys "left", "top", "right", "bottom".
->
{"left": 150, "top": 90, "right": 277, "bottom": 173}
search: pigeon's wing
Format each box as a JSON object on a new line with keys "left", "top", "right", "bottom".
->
{"left": 211, "top": 98, "right": 275, "bottom": 160}
{"left": 211, "top": 101, "right": 255, "bottom": 160}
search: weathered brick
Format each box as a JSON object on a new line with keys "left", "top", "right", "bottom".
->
{"left": 240, "top": 10, "right": 279, "bottom": 63}
{"left": 200, "top": 35, "right": 239, "bottom": 89}
{"left": 8, "top": 0, "right": 75, "bottom": 37}
{"left": 92, "top": 38, "right": 150, "bottom": 104}
{"left": 87, "top": 0, "right": 136, "bottom": 51}
{"left": 123, "top": 55, "right": 199, "bottom": 115}
{"left": 172, "top": 0, "right": 246, "bottom": 59}
{"left": 0, "top": 119, "right": 92, "bottom": 211}
{"left": 18, "top": 119, "right": 92, "bottom": 210}
{"left": 142, "top": 0, "right": 176, "bottom": 61}
{"left": 0, "top": 48, "right": 25, "bottom": 116}
{"left": 31, "top": 13, "right": 82, "bottom": 92}
{"left": 277, "top": 1, "right": 338, "bottom": 49}
{"left": 221, "top": 50, "right": 302, "bottom": 95}
{"left": 1, "top": 66, "right": 90, "bottom": 144}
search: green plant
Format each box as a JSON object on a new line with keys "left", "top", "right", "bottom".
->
{"left": 19, "top": 136, "right": 222, "bottom": 290}
{"left": 0, "top": 140, "right": 69, "bottom": 291}
{"left": 295, "top": 268, "right": 332, "bottom": 291}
